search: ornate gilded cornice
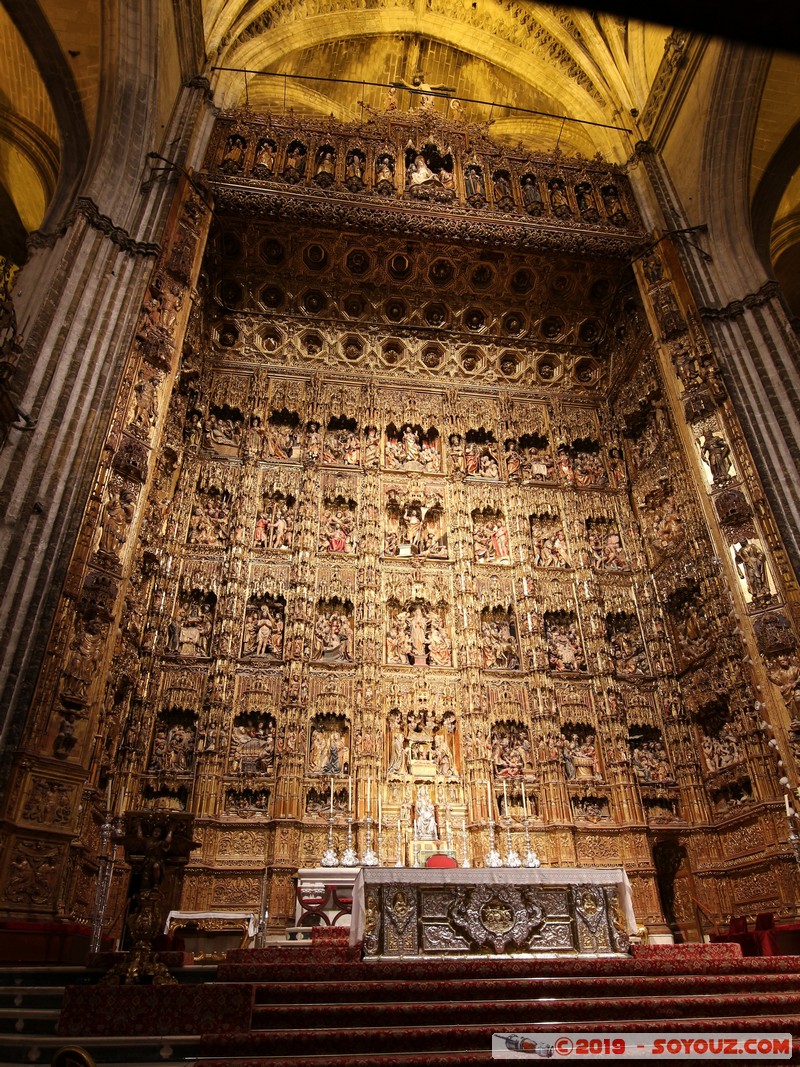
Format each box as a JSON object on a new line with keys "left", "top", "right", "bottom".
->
{"left": 212, "top": 184, "right": 640, "bottom": 260}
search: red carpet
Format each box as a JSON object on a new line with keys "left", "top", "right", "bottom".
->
{"left": 57, "top": 931, "right": 800, "bottom": 1065}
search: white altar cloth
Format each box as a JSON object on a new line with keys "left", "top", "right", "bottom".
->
{"left": 350, "top": 867, "right": 636, "bottom": 947}
{"left": 164, "top": 910, "right": 258, "bottom": 937}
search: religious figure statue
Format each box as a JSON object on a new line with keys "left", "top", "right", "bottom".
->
{"left": 427, "top": 614, "right": 453, "bottom": 666}
{"left": 392, "top": 73, "right": 455, "bottom": 110}
{"left": 62, "top": 619, "right": 104, "bottom": 702}
{"left": 345, "top": 150, "right": 365, "bottom": 189}
{"left": 187, "top": 494, "right": 229, "bottom": 546}
{"left": 481, "top": 617, "right": 520, "bottom": 669}
{"left": 574, "top": 448, "right": 607, "bottom": 487}
{"left": 493, "top": 172, "right": 513, "bottom": 205}
{"left": 521, "top": 175, "right": 543, "bottom": 214}
{"left": 504, "top": 439, "right": 523, "bottom": 480}
{"left": 768, "top": 656, "right": 800, "bottom": 718}
{"left": 629, "top": 735, "right": 675, "bottom": 784}
{"left": 387, "top": 712, "right": 407, "bottom": 774}
{"left": 414, "top": 788, "right": 438, "bottom": 839}
{"left": 375, "top": 155, "right": 395, "bottom": 193}
{"left": 53, "top": 714, "right": 78, "bottom": 759}
{"left": 231, "top": 718, "right": 275, "bottom": 774}
{"left": 531, "top": 517, "right": 570, "bottom": 568}
{"left": 130, "top": 819, "right": 174, "bottom": 891}
{"left": 319, "top": 506, "right": 356, "bottom": 554}
{"left": 314, "top": 148, "right": 336, "bottom": 184}
{"left": 701, "top": 729, "right": 741, "bottom": 772}
{"left": 98, "top": 487, "right": 135, "bottom": 559}
{"left": 304, "top": 420, "right": 321, "bottom": 462}
{"left": 608, "top": 614, "right": 648, "bottom": 675}
{"left": 130, "top": 374, "right": 159, "bottom": 429}
{"left": 408, "top": 154, "right": 437, "bottom": 187}
{"left": 491, "top": 724, "right": 529, "bottom": 778}
{"left": 313, "top": 608, "right": 353, "bottom": 661}
{"left": 433, "top": 731, "right": 454, "bottom": 776}
{"left": 699, "top": 433, "right": 733, "bottom": 484}
{"left": 676, "top": 598, "right": 710, "bottom": 660}
{"left": 242, "top": 602, "right": 282, "bottom": 659}
{"left": 321, "top": 730, "right": 347, "bottom": 775}
{"left": 734, "top": 539, "right": 768, "bottom": 598}
{"left": 549, "top": 178, "right": 571, "bottom": 216}
{"left": 253, "top": 139, "right": 276, "bottom": 173}
{"left": 282, "top": 145, "right": 306, "bottom": 182}
{"left": 448, "top": 432, "right": 464, "bottom": 474}
{"left": 203, "top": 413, "right": 241, "bottom": 455}
{"left": 649, "top": 495, "right": 683, "bottom": 552}
{"left": 546, "top": 617, "right": 586, "bottom": 672}
{"left": 176, "top": 603, "right": 212, "bottom": 657}
{"left": 464, "top": 165, "right": 485, "bottom": 200}
{"left": 220, "top": 134, "right": 246, "bottom": 172}
{"left": 410, "top": 606, "right": 428, "bottom": 662}
{"left": 601, "top": 183, "right": 626, "bottom": 223}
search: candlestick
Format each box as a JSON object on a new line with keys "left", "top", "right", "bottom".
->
{"left": 486, "top": 779, "right": 493, "bottom": 820}
{"left": 395, "top": 816, "right": 404, "bottom": 867}
{"left": 461, "top": 816, "right": 471, "bottom": 868}
{"left": 503, "top": 782, "right": 521, "bottom": 867}
{"left": 521, "top": 780, "right": 540, "bottom": 867}
{"left": 378, "top": 794, "right": 382, "bottom": 836}
{"left": 105, "top": 780, "right": 112, "bottom": 811}
{"left": 361, "top": 813, "right": 379, "bottom": 866}
{"left": 321, "top": 807, "right": 339, "bottom": 867}
{"left": 341, "top": 812, "right": 358, "bottom": 866}
{"left": 485, "top": 780, "right": 502, "bottom": 867}
{"left": 90, "top": 807, "right": 116, "bottom": 955}
{"left": 785, "top": 792, "right": 792, "bottom": 818}
{"left": 367, "top": 776, "right": 371, "bottom": 815}
{"left": 348, "top": 774, "right": 352, "bottom": 815}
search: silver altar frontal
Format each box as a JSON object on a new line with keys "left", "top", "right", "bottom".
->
{"left": 350, "top": 868, "right": 635, "bottom": 958}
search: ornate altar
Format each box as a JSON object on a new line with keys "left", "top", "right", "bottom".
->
{"left": 351, "top": 868, "right": 634, "bottom": 957}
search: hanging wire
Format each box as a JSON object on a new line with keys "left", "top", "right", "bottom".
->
{"left": 211, "top": 66, "right": 632, "bottom": 134}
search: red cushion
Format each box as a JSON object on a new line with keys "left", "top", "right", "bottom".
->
{"left": 425, "top": 854, "right": 458, "bottom": 868}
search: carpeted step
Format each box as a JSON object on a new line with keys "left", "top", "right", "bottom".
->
{"left": 251, "top": 969, "right": 800, "bottom": 1005}
{"left": 197, "top": 1045, "right": 800, "bottom": 1067}
{"left": 201, "top": 1016, "right": 800, "bottom": 1058}
{"left": 217, "top": 953, "right": 800, "bottom": 984}
{"left": 248, "top": 990, "right": 800, "bottom": 1030}
{"left": 197, "top": 1053, "right": 496, "bottom": 1066}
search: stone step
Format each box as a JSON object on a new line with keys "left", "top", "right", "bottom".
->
{"left": 0, "top": 1009, "right": 61, "bottom": 1036}
{"left": 0, "top": 1034, "right": 200, "bottom": 1066}
{"left": 0, "top": 989, "right": 65, "bottom": 1010}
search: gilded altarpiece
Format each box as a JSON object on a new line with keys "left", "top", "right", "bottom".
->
{"left": 3, "top": 110, "right": 800, "bottom": 938}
